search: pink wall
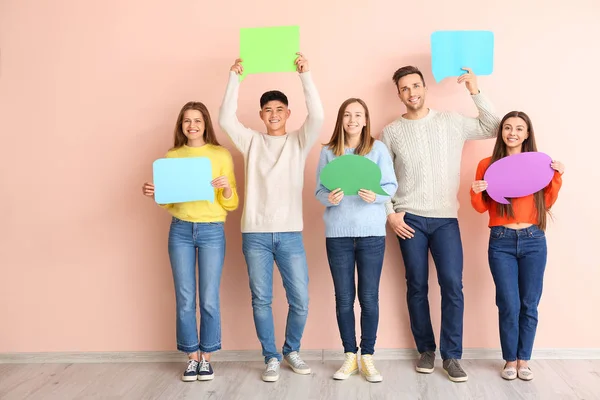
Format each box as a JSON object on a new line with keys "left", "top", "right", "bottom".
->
{"left": 1, "top": 0, "right": 599, "bottom": 353}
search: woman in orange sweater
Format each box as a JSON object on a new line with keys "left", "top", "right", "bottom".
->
{"left": 470, "top": 111, "right": 564, "bottom": 381}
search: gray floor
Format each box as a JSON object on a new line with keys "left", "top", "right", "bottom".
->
{"left": 1, "top": 359, "right": 599, "bottom": 399}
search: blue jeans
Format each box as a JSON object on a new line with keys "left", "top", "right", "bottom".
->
{"left": 242, "top": 232, "right": 309, "bottom": 363}
{"left": 397, "top": 213, "right": 464, "bottom": 360}
{"left": 488, "top": 225, "right": 547, "bottom": 361}
{"left": 326, "top": 236, "right": 385, "bottom": 355}
{"left": 168, "top": 217, "right": 225, "bottom": 353}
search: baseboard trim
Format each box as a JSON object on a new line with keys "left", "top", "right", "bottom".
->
{"left": 1, "top": 348, "right": 599, "bottom": 364}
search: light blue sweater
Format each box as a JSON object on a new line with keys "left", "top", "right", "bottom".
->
{"left": 315, "top": 140, "right": 398, "bottom": 238}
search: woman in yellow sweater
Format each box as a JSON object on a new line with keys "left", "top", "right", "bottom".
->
{"left": 142, "top": 101, "right": 239, "bottom": 381}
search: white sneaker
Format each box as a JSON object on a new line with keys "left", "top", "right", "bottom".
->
{"left": 262, "top": 358, "right": 280, "bottom": 382}
{"left": 333, "top": 352, "right": 358, "bottom": 380}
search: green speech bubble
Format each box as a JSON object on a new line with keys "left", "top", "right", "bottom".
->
{"left": 319, "top": 154, "right": 388, "bottom": 196}
{"left": 239, "top": 25, "right": 300, "bottom": 81}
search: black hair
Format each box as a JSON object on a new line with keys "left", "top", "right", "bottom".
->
{"left": 260, "top": 90, "right": 289, "bottom": 108}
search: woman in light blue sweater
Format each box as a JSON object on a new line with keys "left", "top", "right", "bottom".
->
{"left": 315, "top": 98, "right": 398, "bottom": 383}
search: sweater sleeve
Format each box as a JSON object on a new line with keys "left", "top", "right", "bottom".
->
{"left": 460, "top": 92, "right": 501, "bottom": 141}
{"left": 544, "top": 170, "right": 563, "bottom": 208}
{"left": 297, "top": 72, "right": 325, "bottom": 155}
{"left": 380, "top": 127, "right": 398, "bottom": 215}
{"left": 373, "top": 141, "right": 399, "bottom": 204}
{"left": 218, "top": 72, "right": 256, "bottom": 154}
{"left": 216, "top": 149, "right": 239, "bottom": 211}
{"left": 470, "top": 158, "right": 490, "bottom": 213}
{"left": 315, "top": 147, "right": 335, "bottom": 207}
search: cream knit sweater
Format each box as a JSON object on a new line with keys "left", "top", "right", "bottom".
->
{"left": 381, "top": 93, "right": 500, "bottom": 218}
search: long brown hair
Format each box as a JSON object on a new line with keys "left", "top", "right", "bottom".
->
{"left": 172, "top": 101, "right": 220, "bottom": 149}
{"left": 484, "top": 111, "right": 549, "bottom": 230}
{"left": 325, "top": 98, "right": 374, "bottom": 156}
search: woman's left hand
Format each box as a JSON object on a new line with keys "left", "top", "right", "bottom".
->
{"left": 358, "top": 189, "right": 376, "bottom": 203}
{"left": 550, "top": 160, "right": 565, "bottom": 174}
{"left": 211, "top": 175, "right": 231, "bottom": 189}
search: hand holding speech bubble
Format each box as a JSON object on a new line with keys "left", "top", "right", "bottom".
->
{"left": 483, "top": 152, "right": 554, "bottom": 204}
{"left": 319, "top": 155, "right": 388, "bottom": 196}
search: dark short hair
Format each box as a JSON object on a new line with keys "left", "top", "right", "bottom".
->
{"left": 392, "top": 66, "right": 426, "bottom": 90}
{"left": 260, "top": 90, "right": 289, "bottom": 108}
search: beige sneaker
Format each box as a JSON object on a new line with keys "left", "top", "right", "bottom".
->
{"left": 333, "top": 352, "right": 358, "bottom": 380}
{"left": 360, "top": 354, "right": 383, "bottom": 383}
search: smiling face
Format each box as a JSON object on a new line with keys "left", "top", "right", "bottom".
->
{"left": 181, "top": 109, "right": 205, "bottom": 142}
{"left": 342, "top": 101, "right": 367, "bottom": 142}
{"left": 397, "top": 73, "right": 427, "bottom": 112}
{"left": 259, "top": 100, "right": 290, "bottom": 135}
{"left": 502, "top": 116, "right": 529, "bottom": 153}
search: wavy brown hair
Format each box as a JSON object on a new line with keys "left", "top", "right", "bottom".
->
{"left": 483, "top": 111, "right": 549, "bottom": 230}
{"left": 325, "top": 98, "right": 374, "bottom": 156}
{"left": 172, "top": 101, "right": 220, "bottom": 149}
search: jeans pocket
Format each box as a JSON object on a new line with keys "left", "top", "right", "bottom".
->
{"left": 490, "top": 226, "right": 504, "bottom": 239}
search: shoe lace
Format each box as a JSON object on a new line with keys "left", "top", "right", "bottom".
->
{"left": 448, "top": 359, "right": 464, "bottom": 373}
{"left": 339, "top": 354, "right": 356, "bottom": 373}
{"left": 422, "top": 352, "right": 435, "bottom": 365}
{"left": 186, "top": 360, "right": 198, "bottom": 373}
{"left": 288, "top": 353, "right": 306, "bottom": 367}
{"left": 362, "top": 356, "right": 378, "bottom": 374}
{"left": 266, "top": 359, "right": 280, "bottom": 372}
{"left": 199, "top": 358, "right": 210, "bottom": 373}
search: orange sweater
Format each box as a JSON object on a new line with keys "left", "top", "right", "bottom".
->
{"left": 470, "top": 156, "right": 563, "bottom": 227}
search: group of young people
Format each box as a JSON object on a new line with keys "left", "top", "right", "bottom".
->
{"left": 141, "top": 53, "right": 565, "bottom": 384}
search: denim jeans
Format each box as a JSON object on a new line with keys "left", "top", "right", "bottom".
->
{"left": 488, "top": 225, "right": 547, "bottom": 361}
{"left": 242, "top": 232, "right": 309, "bottom": 363}
{"left": 168, "top": 217, "right": 225, "bottom": 353}
{"left": 397, "top": 213, "right": 464, "bottom": 360}
{"left": 326, "top": 236, "right": 385, "bottom": 355}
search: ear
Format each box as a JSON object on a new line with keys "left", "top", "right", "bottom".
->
{"left": 259, "top": 110, "right": 263, "bottom": 119}
{"left": 286, "top": 109, "right": 291, "bottom": 118}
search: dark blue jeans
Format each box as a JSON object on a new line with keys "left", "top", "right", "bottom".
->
{"left": 326, "top": 236, "right": 385, "bottom": 355}
{"left": 397, "top": 213, "right": 464, "bottom": 360}
{"left": 488, "top": 225, "right": 547, "bottom": 361}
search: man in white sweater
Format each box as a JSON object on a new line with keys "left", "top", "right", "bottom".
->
{"left": 218, "top": 53, "right": 325, "bottom": 382}
{"left": 381, "top": 65, "right": 500, "bottom": 382}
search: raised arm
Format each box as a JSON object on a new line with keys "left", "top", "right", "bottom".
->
{"left": 456, "top": 67, "right": 501, "bottom": 141}
{"left": 294, "top": 53, "right": 325, "bottom": 154}
{"left": 218, "top": 59, "right": 256, "bottom": 154}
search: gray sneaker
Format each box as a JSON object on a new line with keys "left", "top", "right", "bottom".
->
{"left": 443, "top": 359, "right": 468, "bottom": 382}
{"left": 416, "top": 351, "right": 435, "bottom": 373}
{"left": 262, "top": 358, "right": 280, "bottom": 382}
{"left": 284, "top": 351, "right": 311, "bottom": 374}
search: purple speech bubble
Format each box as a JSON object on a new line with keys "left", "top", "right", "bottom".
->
{"left": 483, "top": 152, "right": 554, "bottom": 205}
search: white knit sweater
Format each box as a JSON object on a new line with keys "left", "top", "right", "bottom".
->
{"left": 380, "top": 93, "right": 500, "bottom": 218}
{"left": 218, "top": 71, "right": 325, "bottom": 233}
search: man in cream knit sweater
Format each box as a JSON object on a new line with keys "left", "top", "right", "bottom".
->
{"left": 218, "top": 53, "right": 324, "bottom": 382}
{"left": 381, "top": 65, "right": 500, "bottom": 382}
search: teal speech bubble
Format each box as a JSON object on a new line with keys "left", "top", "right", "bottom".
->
{"left": 319, "top": 154, "right": 388, "bottom": 196}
